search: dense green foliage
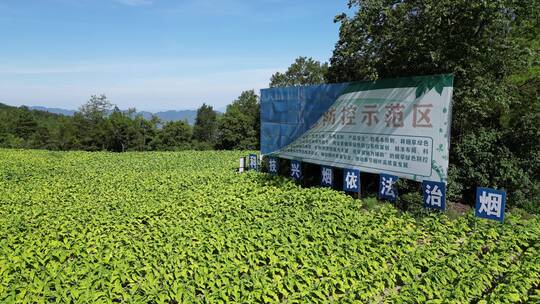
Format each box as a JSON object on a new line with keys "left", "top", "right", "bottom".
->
{"left": 322, "top": 0, "right": 540, "bottom": 212}
{"left": 151, "top": 120, "right": 193, "bottom": 151}
{"left": 216, "top": 90, "right": 260, "bottom": 150}
{"left": 0, "top": 150, "right": 538, "bottom": 302}
{"left": 192, "top": 103, "right": 218, "bottom": 149}
{"left": 269, "top": 57, "right": 328, "bottom": 88}
{"left": 0, "top": 91, "right": 260, "bottom": 152}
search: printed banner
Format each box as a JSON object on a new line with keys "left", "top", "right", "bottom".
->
{"left": 261, "top": 74, "right": 454, "bottom": 182}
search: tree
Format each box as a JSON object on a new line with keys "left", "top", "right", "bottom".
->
{"left": 192, "top": 103, "right": 218, "bottom": 147}
{"left": 51, "top": 116, "right": 76, "bottom": 151}
{"left": 13, "top": 107, "right": 37, "bottom": 140}
{"left": 217, "top": 90, "right": 260, "bottom": 150}
{"left": 132, "top": 114, "right": 160, "bottom": 151}
{"left": 106, "top": 107, "right": 137, "bottom": 152}
{"left": 29, "top": 124, "right": 53, "bottom": 149}
{"left": 327, "top": 0, "right": 540, "bottom": 211}
{"left": 79, "top": 94, "right": 113, "bottom": 121}
{"left": 270, "top": 57, "right": 328, "bottom": 87}
{"left": 153, "top": 120, "right": 192, "bottom": 150}
{"left": 74, "top": 94, "right": 114, "bottom": 150}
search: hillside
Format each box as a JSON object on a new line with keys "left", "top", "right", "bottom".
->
{"left": 28, "top": 106, "right": 76, "bottom": 116}
{"left": 26, "top": 105, "right": 200, "bottom": 124}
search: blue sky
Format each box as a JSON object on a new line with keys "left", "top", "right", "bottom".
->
{"left": 0, "top": 0, "right": 348, "bottom": 111}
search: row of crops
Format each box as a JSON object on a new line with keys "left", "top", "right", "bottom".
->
{"left": 0, "top": 149, "right": 539, "bottom": 303}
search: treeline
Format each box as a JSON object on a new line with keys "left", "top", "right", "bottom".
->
{"left": 0, "top": 91, "right": 260, "bottom": 152}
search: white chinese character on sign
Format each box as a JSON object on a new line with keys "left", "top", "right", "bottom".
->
{"left": 269, "top": 158, "right": 277, "bottom": 173}
{"left": 322, "top": 167, "right": 332, "bottom": 185}
{"left": 249, "top": 156, "right": 257, "bottom": 168}
{"left": 291, "top": 162, "right": 301, "bottom": 179}
{"left": 345, "top": 171, "right": 358, "bottom": 190}
{"left": 425, "top": 184, "right": 442, "bottom": 207}
{"left": 478, "top": 191, "right": 503, "bottom": 217}
{"left": 381, "top": 176, "right": 396, "bottom": 197}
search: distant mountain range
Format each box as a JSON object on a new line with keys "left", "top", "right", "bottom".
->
{"left": 127, "top": 110, "right": 199, "bottom": 125}
{"left": 28, "top": 106, "right": 77, "bottom": 117}
{"left": 26, "top": 106, "right": 226, "bottom": 125}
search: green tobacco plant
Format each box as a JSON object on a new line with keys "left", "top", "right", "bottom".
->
{"left": 0, "top": 149, "right": 538, "bottom": 302}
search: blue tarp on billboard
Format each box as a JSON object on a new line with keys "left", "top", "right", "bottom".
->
{"left": 260, "top": 74, "right": 454, "bottom": 182}
{"left": 260, "top": 83, "right": 349, "bottom": 154}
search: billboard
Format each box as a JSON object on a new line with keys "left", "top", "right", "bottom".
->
{"left": 260, "top": 74, "right": 453, "bottom": 182}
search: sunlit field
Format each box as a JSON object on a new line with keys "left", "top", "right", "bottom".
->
{"left": 0, "top": 150, "right": 538, "bottom": 303}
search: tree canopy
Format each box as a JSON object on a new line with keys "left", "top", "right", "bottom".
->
{"left": 270, "top": 57, "right": 328, "bottom": 87}
{"left": 217, "top": 90, "right": 260, "bottom": 150}
{"left": 193, "top": 103, "right": 218, "bottom": 148}
{"left": 0, "top": 89, "right": 260, "bottom": 153}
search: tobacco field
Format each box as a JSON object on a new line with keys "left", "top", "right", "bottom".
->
{"left": 0, "top": 149, "right": 539, "bottom": 303}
